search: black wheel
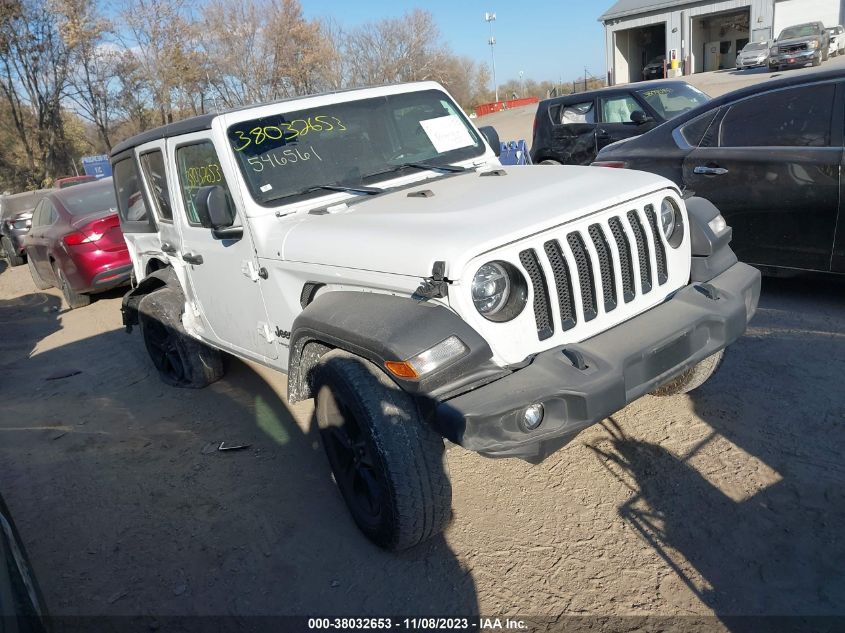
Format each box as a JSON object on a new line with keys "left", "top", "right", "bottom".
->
{"left": 822, "top": 48, "right": 829, "bottom": 62}
{"left": 56, "top": 266, "right": 90, "bottom": 309}
{"left": 27, "top": 255, "right": 51, "bottom": 290}
{"left": 312, "top": 350, "right": 452, "bottom": 550}
{"left": 651, "top": 350, "right": 725, "bottom": 396}
{"left": 138, "top": 286, "right": 224, "bottom": 388}
{"left": 2, "top": 236, "right": 24, "bottom": 267}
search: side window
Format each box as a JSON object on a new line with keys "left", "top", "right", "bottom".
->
{"left": 113, "top": 158, "right": 151, "bottom": 223}
{"left": 599, "top": 95, "right": 641, "bottom": 124}
{"left": 679, "top": 110, "right": 719, "bottom": 147}
{"left": 31, "top": 200, "right": 45, "bottom": 227}
{"left": 720, "top": 84, "right": 836, "bottom": 148}
{"left": 139, "top": 150, "right": 173, "bottom": 222}
{"left": 560, "top": 101, "right": 595, "bottom": 125}
{"left": 46, "top": 202, "right": 58, "bottom": 224}
{"left": 175, "top": 141, "right": 235, "bottom": 228}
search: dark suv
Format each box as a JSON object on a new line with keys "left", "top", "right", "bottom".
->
{"left": 530, "top": 81, "right": 709, "bottom": 165}
{"left": 769, "top": 21, "right": 829, "bottom": 69}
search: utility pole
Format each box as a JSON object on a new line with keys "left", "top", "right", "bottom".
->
{"left": 485, "top": 12, "right": 498, "bottom": 102}
{"left": 519, "top": 70, "right": 524, "bottom": 98}
{"left": 584, "top": 66, "right": 588, "bottom": 91}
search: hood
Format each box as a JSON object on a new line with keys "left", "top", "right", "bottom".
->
{"left": 777, "top": 36, "right": 820, "bottom": 46}
{"left": 738, "top": 49, "right": 767, "bottom": 58}
{"left": 281, "top": 166, "right": 676, "bottom": 278}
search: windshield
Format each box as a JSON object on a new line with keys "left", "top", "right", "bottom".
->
{"left": 635, "top": 84, "right": 709, "bottom": 120}
{"left": 779, "top": 24, "right": 820, "bottom": 39}
{"left": 742, "top": 41, "right": 768, "bottom": 51}
{"left": 56, "top": 178, "right": 116, "bottom": 217}
{"left": 227, "top": 89, "right": 485, "bottom": 206}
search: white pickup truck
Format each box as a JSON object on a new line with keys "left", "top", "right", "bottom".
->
{"left": 110, "top": 81, "right": 759, "bottom": 550}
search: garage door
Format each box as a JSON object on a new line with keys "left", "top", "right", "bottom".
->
{"left": 774, "top": 0, "right": 842, "bottom": 35}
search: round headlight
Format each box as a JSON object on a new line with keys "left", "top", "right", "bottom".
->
{"left": 659, "top": 197, "right": 684, "bottom": 248}
{"left": 471, "top": 261, "right": 528, "bottom": 322}
{"left": 660, "top": 198, "right": 677, "bottom": 240}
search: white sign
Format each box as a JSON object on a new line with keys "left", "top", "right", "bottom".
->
{"left": 419, "top": 115, "right": 475, "bottom": 154}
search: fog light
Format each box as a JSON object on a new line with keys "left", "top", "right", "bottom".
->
{"left": 522, "top": 403, "right": 544, "bottom": 430}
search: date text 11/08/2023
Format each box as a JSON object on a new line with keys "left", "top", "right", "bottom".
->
{"left": 306, "top": 617, "right": 529, "bottom": 630}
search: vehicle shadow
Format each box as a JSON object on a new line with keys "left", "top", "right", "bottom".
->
{"left": 0, "top": 309, "right": 478, "bottom": 620}
{"left": 586, "top": 277, "right": 845, "bottom": 627}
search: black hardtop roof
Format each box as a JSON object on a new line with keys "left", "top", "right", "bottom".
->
{"left": 537, "top": 80, "right": 694, "bottom": 109}
{"left": 109, "top": 84, "right": 405, "bottom": 158}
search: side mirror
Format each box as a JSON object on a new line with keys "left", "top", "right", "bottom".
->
{"left": 478, "top": 125, "right": 501, "bottom": 156}
{"left": 193, "top": 185, "right": 243, "bottom": 239}
{"left": 630, "top": 110, "right": 652, "bottom": 125}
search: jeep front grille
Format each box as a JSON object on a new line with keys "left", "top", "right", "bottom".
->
{"left": 519, "top": 204, "right": 669, "bottom": 341}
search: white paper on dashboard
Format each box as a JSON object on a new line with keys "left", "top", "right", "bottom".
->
{"left": 419, "top": 115, "right": 475, "bottom": 153}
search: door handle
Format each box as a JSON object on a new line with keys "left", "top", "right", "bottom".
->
{"left": 161, "top": 242, "right": 177, "bottom": 255}
{"left": 182, "top": 252, "right": 203, "bottom": 265}
{"left": 693, "top": 165, "right": 729, "bottom": 176}
{"left": 596, "top": 129, "right": 610, "bottom": 139}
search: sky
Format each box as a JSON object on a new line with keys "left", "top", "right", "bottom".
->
{"left": 300, "top": 1, "right": 610, "bottom": 87}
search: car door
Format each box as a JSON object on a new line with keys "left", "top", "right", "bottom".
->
{"left": 137, "top": 141, "right": 182, "bottom": 265}
{"left": 169, "top": 132, "right": 277, "bottom": 361}
{"left": 550, "top": 99, "right": 598, "bottom": 165}
{"left": 596, "top": 92, "right": 657, "bottom": 152}
{"left": 682, "top": 81, "right": 842, "bottom": 272}
{"left": 25, "top": 200, "right": 48, "bottom": 273}
{"left": 29, "top": 200, "right": 60, "bottom": 281}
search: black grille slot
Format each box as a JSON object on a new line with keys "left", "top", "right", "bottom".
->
{"left": 519, "top": 249, "right": 554, "bottom": 340}
{"left": 626, "top": 210, "right": 652, "bottom": 294}
{"left": 588, "top": 224, "right": 617, "bottom": 312}
{"left": 608, "top": 217, "right": 635, "bottom": 303}
{"left": 543, "top": 240, "right": 576, "bottom": 330}
{"left": 644, "top": 205, "right": 668, "bottom": 285}
{"left": 566, "top": 232, "right": 597, "bottom": 322}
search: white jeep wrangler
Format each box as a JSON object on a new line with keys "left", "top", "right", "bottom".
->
{"left": 110, "top": 82, "right": 760, "bottom": 550}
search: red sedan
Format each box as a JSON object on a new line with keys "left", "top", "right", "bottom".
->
{"left": 24, "top": 177, "right": 131, "bottom": 309}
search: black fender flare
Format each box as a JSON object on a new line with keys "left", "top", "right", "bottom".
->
{"left": 286, "top": 292, "right": 507, "bottom": 403}
{"left": 685, "top": 197, "right": 738, "bottom": 282}
{"left": 121, "top": 266, "right": 180, "bottom": 332}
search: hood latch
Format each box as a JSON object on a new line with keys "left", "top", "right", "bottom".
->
{"left": 413, "top": 261, "right": 449, "bottom": 301}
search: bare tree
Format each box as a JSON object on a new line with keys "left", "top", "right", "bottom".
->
{"left": 0, "top": 0, "right": 77, "bottom": 185}
{"left": 61, "top": 0, "right": 118, "bottom": 150}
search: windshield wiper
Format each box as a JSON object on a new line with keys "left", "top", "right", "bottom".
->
{"left": 267, "top": 183, "right": 384, "bottom": 203}
{"left": 361, "top": 161, "right": 469, "bottom": 180}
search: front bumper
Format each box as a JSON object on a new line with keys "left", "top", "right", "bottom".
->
{"left": 434, "top": 262, "right": 760, "bottom": 461}
{"left": 737, "top": 58, "right": 766, "bottom": 68}
{"left": 769, "top": 50, "right": 818, "bottom": 66}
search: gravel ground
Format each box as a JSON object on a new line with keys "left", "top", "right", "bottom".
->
{"left": 1, "top": 254, "right": 843, "bottom": 627}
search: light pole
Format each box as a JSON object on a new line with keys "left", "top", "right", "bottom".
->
{"left": 519, "top": 70, "right": 524, "bottom": 98}
{"left": 485, "top": 12, "right": 498, "bottom": 102}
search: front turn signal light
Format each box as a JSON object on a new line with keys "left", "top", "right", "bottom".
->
{"left": 385, "top": 336, "right": 468, "bottom": 380}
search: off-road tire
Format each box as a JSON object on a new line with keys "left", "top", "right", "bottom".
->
{"left": 2, "top": 236, "right": 24, "bottom": 267}
{"left": 651, "top": 349, "right": 725, "bottom": 396}
{"left": 56, "top": 267, "right": 91, "bottom": 309}
{"left": 312, "top": 350, "right": 452, "bottom": 551}
{"left": 27, "top": 256, "right": 52, "bottom": 290}
{"left": 138, "top": 286, "right": 224, "bottom": 388}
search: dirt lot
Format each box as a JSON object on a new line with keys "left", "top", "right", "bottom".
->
{"left": 1, "top": 252, "right": 844, "bottom": 626}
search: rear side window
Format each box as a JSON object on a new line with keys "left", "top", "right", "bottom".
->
{"left": 560, "top": 101, "right": 595, "bottom": 124}
{"left": 139, "top": 151, "right": 174, "bottom": 222}
{"left": 679, "top": 110, "right": 719, "bottom": 147}
{"left": 720, "top": 84, "right": 836, "bottom": 147}
{"left": 175, "top": 141, "right": 236, "bottom": 228}
{"left": 113, "top": 158, "right": 152, "bottom": 224}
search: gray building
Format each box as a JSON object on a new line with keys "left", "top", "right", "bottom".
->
{"left": 600, "top": 0, "right": 845, "bottom": 84}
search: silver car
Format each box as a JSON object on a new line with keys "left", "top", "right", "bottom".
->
{"left": 735, "top": 40, "right": 771, "bottom": 69}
